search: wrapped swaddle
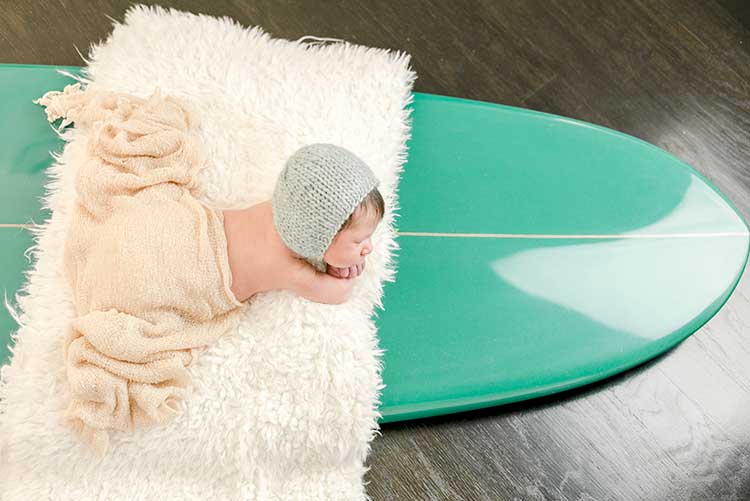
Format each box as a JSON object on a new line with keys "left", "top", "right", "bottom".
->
{"left": 34, "top": 83, "right": 246, "bottom": 458}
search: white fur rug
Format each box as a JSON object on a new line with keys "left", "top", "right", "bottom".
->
{"left": 0, "top": 4, "right": 416, "bottom": 499}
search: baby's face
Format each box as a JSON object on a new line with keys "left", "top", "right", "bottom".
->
{"left": 324, "top": 209, "right": 380, "bottom": 268}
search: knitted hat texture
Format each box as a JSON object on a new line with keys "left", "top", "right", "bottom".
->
{"left": 272, "top": 143, "right": 380, "bottom": 267}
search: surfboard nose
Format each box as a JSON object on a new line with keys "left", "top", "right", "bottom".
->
{"left": 376, "top": 92, "right": 749, "bottom": 422}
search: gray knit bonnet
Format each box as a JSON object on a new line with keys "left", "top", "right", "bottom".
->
{"left": 272, "top": 143, "right": 380, "bottom": 269}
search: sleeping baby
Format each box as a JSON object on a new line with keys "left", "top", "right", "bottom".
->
{"left": 32, "top": 84, "right": 382, "bottom": 458}
{"left": 223, "top": 142, "right": 384, "bottom": 305}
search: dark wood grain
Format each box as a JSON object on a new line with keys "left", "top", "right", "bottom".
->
{"left": 2, "top": 1, "right": 749, "bottom": 499}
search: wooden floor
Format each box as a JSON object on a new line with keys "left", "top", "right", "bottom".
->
{"left": 3, "top": 1, "right": 750, "bottom": 499}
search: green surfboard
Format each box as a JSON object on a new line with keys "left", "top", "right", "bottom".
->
{"left": 1, "top": 64, "right": 748, "bottom": 424}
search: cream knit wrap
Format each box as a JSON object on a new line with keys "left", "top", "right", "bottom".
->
{"left": 33, "top": 83, "right": 245, "bottom": 459}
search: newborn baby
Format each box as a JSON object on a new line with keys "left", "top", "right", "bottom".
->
{"left": 32, "top": 85, "right": 379, "bottom": 457}
{"left": 223, "top": 143, "right": 383, "bottom": 305}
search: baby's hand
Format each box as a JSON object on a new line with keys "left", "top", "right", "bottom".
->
{"left": 326, "top": 262, "right": 365, "bottom": 279}
{"left": 290, "top": 260, "right": 355, "bottom": 305}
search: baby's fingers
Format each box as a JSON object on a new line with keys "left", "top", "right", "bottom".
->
{"left": 328, "top": 264, "right": 366, "bottom": 279}
{"left": 330, "top": 266, "right": 349, "bottom": 278}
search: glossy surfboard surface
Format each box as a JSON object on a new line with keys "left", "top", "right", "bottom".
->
{"left": 1, "top": 64, "right": 748, "bottom": 424}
